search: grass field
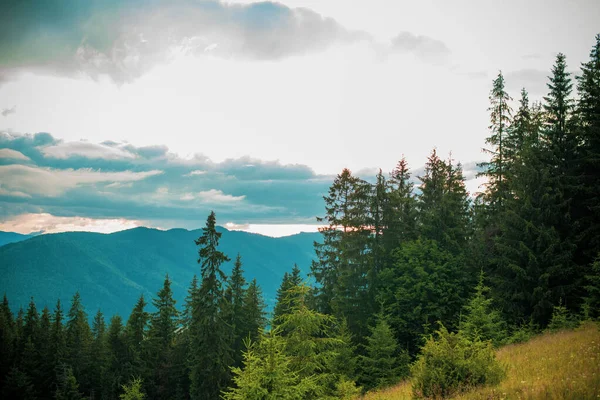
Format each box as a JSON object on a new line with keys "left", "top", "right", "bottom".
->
{"left": 360, "top": 322, "right": 600, "bottom": 400}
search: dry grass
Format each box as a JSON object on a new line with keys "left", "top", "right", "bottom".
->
{"left": 359, "top": 322, "right": 600, "bottom": 400}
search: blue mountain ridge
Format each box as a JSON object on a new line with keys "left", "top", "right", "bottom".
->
{"left": 0, "top": 227, "right": 321, "bottom": 320}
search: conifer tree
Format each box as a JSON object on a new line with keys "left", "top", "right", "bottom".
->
{"left": 90, "top": 309, "right": 107, "bottom": 397}
{"left": 106, "top": 315, "right": 128, "bottom": 400}
{"left": 0, "top": 294, "right": 15, "bottom": 390}
{"left": 576, "top": 35, "right": 600, "bottom": 272}
{"left": 460, "top": 271, "right": 506, "bottom": 346}
{"left": 225, "top": 254, "right": 248, "bottom": 368}
{"left": 242, "top": 279, "right": 267, "bottom": 344}
{"left": 189, "top": 211, "right": 232, "bottom": 400}
{"left": 274, "top": 264, "right": 303, "bottom": 325}
{"left": 146, "top": 275, "right": 179, "bottom": 400}
{"left": 55, "top": 366, "right": 82, "bottom": 400}
{"left": 384, "top": 157, "right": 417, "bottom": 257}
{"left": 359, "top": 314, "right": 407, "bottom": 391}
{"left": 479, "top": 71, "right": 513, "bottom": 214}
{"left": 65, "top": 292, "right": 92, "bottom": 394}
{"left": 125, "top": 294, "right": 148, "bottom": 380}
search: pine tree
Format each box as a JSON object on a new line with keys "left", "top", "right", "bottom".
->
{"left": 125, "top": 294, "right": 148, "bottom": 380}
{"left": 1, "top": 367, "right": 36, "bottom": 399}
{"left": 89, "top": 309, "right": 107, "bottom": 396}
{"left": 479, "top": 71, "right": 513, "bottom": 214}
{"left": 576, "top": 35, "right": 600, "bottom": 276}
{"left": 50, "top": 300, "right": 67, "bottom": 386}
{"left": 225, "top": 254, "right": 248, "bottom": 368}
{"left": 146, "top": 275, "right": 179, "bottom": 400}
{"left": 222, "top": 332, "right": 317, "bottom": 400}
{"left": 106, "top": 315, "right": 128, "bottom": 400}
{"left": 359, "top": 314, "right": 407, "bottom": 391}
{"left": 242, "top": 279, "right": 267, "bottom": 344}
{"left": 65, "top": 292, "right": 92, "bottom": 395}
{"left": 459, "top": 271, "right": 506, "bottom": 346}
{"left": 274, "top": 264, "right": 303, "bottom": 325}
{"left": 189, "top": 211, "right": 233, "bottom": 400}
{"left": 384, "top": 157, "right": 417, "bottom": 257}
{"left": 55, "top": 366, "right": 82, "bottom": 400}
{"left": 37, "top": 306, "right": 55, "bottom": 395}
{"left": 0, "top": 294, "right": 15, "bottom": 390}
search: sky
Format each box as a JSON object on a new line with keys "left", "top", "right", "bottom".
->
{"left": 1, "top": 0, "right": 599, "bottom": 236}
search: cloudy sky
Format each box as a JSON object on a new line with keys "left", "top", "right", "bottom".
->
{"left": 1, "top": 0, "right": 599, "bottom": 236}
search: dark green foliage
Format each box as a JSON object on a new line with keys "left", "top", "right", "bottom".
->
{"left": 411, "top": 325, "right": 505, "bottom": 399}
{"left": 242, "top": 278, "right": 267, "bottom": 344}
{"left": 189, "top": 211, "right": 233, "bottom": 400}
{"left": 225, "top": 254, "right": 248, "bottom": 368}
{"left": 2, "top": 367, "right": 36, "bottom": 399}
{"left": 65, "top": 292, "right": 92, "bottom": 394}
{"left": 381, "top": 238, "right": 469, "bottom": 353}
{"left": 584, "top": 255, "right": 600, "bottom": 319}
{"left": 479, "top": 71, "right": 513, "bottom": 213}
{"left": 273, "top": 264, "right": 303, "bottom": 324}
{"left": 359, "top": 314, "right": 408, "bottom": 391}
{"left": 146, "top": 275, "right": 179, "bottom": 400}
{"left": 55, "top": 366, "right": 82, "bottom": 400}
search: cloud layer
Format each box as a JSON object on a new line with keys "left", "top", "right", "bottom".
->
{"left": 0, "top": 131, "right": 333, "bottom": 230}
{"left": 0, "top": 0, "right": 370, "bottom": 83}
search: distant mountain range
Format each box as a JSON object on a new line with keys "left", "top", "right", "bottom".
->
{"left": 0, "top": 227, "right": 321, "bottom": 320}
{"left": 0, "top": 231, "right": 33, "bottom": 247}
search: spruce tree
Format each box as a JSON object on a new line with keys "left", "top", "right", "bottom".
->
{"left": 242, "top": 278, "right": 267, "bottom": 344}
{"left": 479, "top": 71, "right": 513, "bottom": 214}
{"left": 125, "top": 294, "right": 148, "bottom": 380}
{"left": 146, "top": 275, "right": 179, "bottom": 400}
{"left": 65, "top": 292, "right": 92, "bottom": 395}
{"left": 225, "top": 254, "right": 248, "bottom": 368}
{"left": 576, "top": 35, "right": 600, "bottom": 276}
{"left": 189, "top": 211, "right": 232, "bottom": 400}
{"left": 459, "top": 271, "right": 506, "bottom": 346}
{"left": 359, "top": 314, "right": 407, "bottom": 391}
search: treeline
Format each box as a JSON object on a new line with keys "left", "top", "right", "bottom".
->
{"left": 0, "top": 212, "right": 268, "bottom": 399}
{"left": 1, "top": 34, "right": 600, "bottom": 399}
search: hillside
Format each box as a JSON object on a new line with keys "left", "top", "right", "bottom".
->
{"left": 361, "top": 323, "right": 600, "bottom": 400}
{"left": 0, "top": 227, "right": 321, "bottom": 319}
{"left": 0, "top": 231, "right": 32, "bottom": 247}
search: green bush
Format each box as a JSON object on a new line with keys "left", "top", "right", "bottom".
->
{"left": 411, "top": 324, "right": 505, "bottom": 399}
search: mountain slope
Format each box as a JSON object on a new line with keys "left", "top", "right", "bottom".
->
{"left": 0, "top": 227, "right": 321, "bottom": 320}
{"left": 0, "top": 231, "right": 32, "bottom": 247}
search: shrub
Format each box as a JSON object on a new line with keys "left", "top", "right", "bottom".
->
{"left": 411, "top": 324, "right": 505, "bottom": 399}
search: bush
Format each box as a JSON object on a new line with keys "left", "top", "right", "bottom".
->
{"left": 411, "top": 324, "right": 505, "bottom": 399}
{"left": 503, "top": 320, "right": 538, "bottom": 345}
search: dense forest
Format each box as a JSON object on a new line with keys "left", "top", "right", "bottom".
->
{"left": 1, "top": 34, "right": 599, "bottom": 399}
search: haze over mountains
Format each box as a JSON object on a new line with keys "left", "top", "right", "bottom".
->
{"left": 0, "top": 227, "right": 320, "bottom": 319}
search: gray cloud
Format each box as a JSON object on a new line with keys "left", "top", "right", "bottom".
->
{"left": 1, "top": 106, "right": 16, "bottom": 117}
{"left": 0, "top": 0, "right": 370, "bottom": 83}
{"left": 505, "top": 69, "right": 549, "bottom": 95}
{"left": 391, "top": 32, "right": 451, "bottom": 64}
{"left": 0, "top": 132, "right": 334, "bottom": 227}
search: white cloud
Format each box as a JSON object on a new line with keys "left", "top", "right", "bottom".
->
{"left": 0, "top": 148, "right": 30, "bottom": 161}
{"left": 42, "top": 141, "right": 135, "bottom": 160}
{"left": 0, "top": 213, "right": 143, "bottom": 234}
{"left": 0, "top": 165, "right": 162, "bottom": 197}
{"left": 184, "top": 170, "right": 207, "bottom": 176}
{"left": 196, "top": 189, "right": 246, "bottom": 203}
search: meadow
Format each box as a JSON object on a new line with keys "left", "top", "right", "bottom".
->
{"left": 360, "top": 322, "right": 600, "bottom": 400}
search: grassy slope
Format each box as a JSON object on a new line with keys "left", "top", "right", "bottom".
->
{"left": 361, "top": 322, "right": 600, "bottom": 400}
